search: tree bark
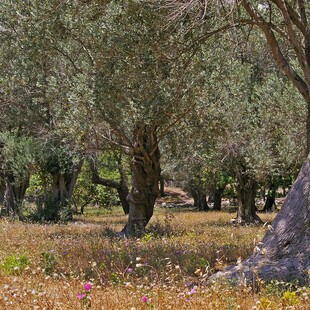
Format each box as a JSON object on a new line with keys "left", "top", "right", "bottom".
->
{"left": 159, "top": 174, "right": 166, "bottom": 197}
{"left": 51, "top": 160, "right": 83, "bottom": 211}
{"left": 4, "top": 174, "right": 16, "bottom": 216}
{"left": 263, "top": 185, "right": 277, "bottom": 212}
{"left": 192, "top": 188, "right": 209, "bottom": 211}
{"left": 209, "top": 154, "right": 310, "bottom": 286}
{"left": 122, "top": 125, "right": 161, "bottom": 237}
{"left": 235, "top": 171, "right": 262, "bottom": 224}
{"left": 0, "top": 177, "right": 5, "bottom": 208}
{"left": 2, "top": 173, "right": 29, "bottom": 217}
{"left": 213, "top": 186, "right": 225, "bottom": 211}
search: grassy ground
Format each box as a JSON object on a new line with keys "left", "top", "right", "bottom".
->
{"left": 0, "top": 206, "right": 309, "bottom": 309}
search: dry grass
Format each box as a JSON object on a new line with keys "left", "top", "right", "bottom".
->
{"left": 0, "top": 209, "right": 309, "bottom": 309}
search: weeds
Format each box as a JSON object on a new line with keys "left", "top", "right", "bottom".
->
{"left": 0, "top": 254, "right": 30, "bottom": 275}
{"left": 0, "top": 209, "right": 308, "bottom": 309}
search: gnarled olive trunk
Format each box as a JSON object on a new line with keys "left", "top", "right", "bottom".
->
{"left": 191, "top": 187, "right": 209, "bottom": 211}
{"left": 209, "top": 154, "right": 310, "bottom": 286}
{"left": 2, "top": 173, "right": 29, "bottom": 217}
{"left": 52, "top": 160, "right": 83, "bottom": 206}
{"left": 213, "top": 186, "right": 225, "bottom": 211}
{"left": 122, "top": 125, "right": 161, "bottom": 237}
{"left": 0, "top": 178, "right": 4, "bottom": 206}
{"left": 235, "top": 171, "right": 261, "bottom": 224}
{"left": 263, "top": 185, "right": 277, "bottom": 212}
{"left": 188, "top": 176, "right": 209, "bottom": 211}
{"left": 159, "top": 174, "right": 166, "bottom": 197}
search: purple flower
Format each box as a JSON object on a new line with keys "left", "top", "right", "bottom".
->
{"left": 83, "top": 283, "right": 92, "bottom": 292}
{"left": 77, "top": 293, "right": 86, "bottom": 300}
{"left": 141, "top": 296, "right": 148, "bottom": 303}
{"left": 185, "top": 282, "right": 192, "bottom": 288}
{"left": 127, "top": 267, "right": 133, "bottom": 272}
{"left": 189, "top": 288, "right": 196, "bottom": 295}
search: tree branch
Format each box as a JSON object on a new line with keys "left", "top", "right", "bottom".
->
{"left": 242, "top": 0, "right": 310, "bottom": 103}
{"left": 89, "top": 158, "right": 121, "bottom": 189}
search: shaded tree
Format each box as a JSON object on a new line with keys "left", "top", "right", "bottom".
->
{"left": 164, "top": 0, "right": 310, "bottom": 284}
{"left": 0, "top": 132, "right": 34, "bottom": 216}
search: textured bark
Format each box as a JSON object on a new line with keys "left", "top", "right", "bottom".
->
{"left": 4, "top": 174, "right": 16, "bottom": 215}
{"left": 2, "top": 173, "right": 29, "bottom": 216}
{"left": 235, "top": 172, "right": 262, "bottom": 224}
{"left": 209, "top": 154, "right": 310, "bottom": 286}
{"left": 159, "top": 174, "right": 166, "bottom": 197}
{"left": 122, "top": 125, "right": 161, "bottom": 237}
{"left": 213, "top": 186, "right": 225, "bottom": 211}
{"left": 117, "top": 155, "right": 130, "bottom": 214}
{"left": 52, "top": 160, "right": 83, "bottom": 204}
{"left": 192, "top": 189, "right": 209, "bottom": 211}
{"left": 0, "top": 178, "right": 4, "bottom": 206}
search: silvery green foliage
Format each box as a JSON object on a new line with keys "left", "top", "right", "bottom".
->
{"left": 0, "top": 131, "right": 35, "bottom": 186}
{"left": 0, "top": 0, "right": 208, "bottom": 150}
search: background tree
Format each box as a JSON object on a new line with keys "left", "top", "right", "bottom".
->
{"left": 88, "top": 149, "right": 130, "bottom": 215}
{"left": 163, "top": 0, "right": 310, "bottom": 284}
{"left": 48, "top": 0, "right": 209, "bottom": 236}
{"left": 0, "top": 132, "right": 34, "bottom": 216}
{"left": 1, "top": 0, "right": 208, "bottom": 234}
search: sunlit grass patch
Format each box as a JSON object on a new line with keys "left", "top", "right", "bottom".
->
{"left": 0, "top": 210, "right": 308, "bottom": 309}
{"left": 0, "top": 254, "right": 30, "bottom": 275}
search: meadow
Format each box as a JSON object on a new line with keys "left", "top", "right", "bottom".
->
{"left": 0, "top": 206, "right": 309, "bottom": 310}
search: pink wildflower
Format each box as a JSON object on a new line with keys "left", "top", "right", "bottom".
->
{"left": 189, "top": 288, "right": 196, "bottom": 295}
{"left": 83, "top": 283, "right": 92, "bottom": 292}
{"left": 141, "top": 295, "right": 148, "bottom": 303}
{"left": 77, "top": 293, "right": 86, "bottom": 300}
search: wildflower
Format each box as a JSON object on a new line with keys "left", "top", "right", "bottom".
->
{"left": 189, "top": 288, "right": 196, "bottom": 295}
{"left": 77, "top": 293, "right": 86, "bottom": 300}
{"left": 141, "top": 296, "right": 148, "bottom": 303}
{"left": 185, "top": 282, "right": 192, "bottom": 288}
{"left": 83, "top": 283, "right": 92, "bottom": 292}
{"left": 127, "top": 267, "right": 133, "bottom": 272}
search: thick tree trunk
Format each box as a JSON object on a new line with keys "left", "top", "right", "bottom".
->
{"left": 263, "top": 185, "right": 277, "bottom": 212}
{"left": 192, "top": 189, "right": 209, "bottom": 211}
{"left": 0, "top": 177, "right": 5, "bottom": 214}
{"left": 213, "top": 186, "right": 224, "bottom": 211}
{"left": 52, "top": 173, "right": 68, "bottom": 202}
{"left": 52, "top": 160, "right": 83, "bottom": 204}
{"left": 159, "top": 174, "right": 166, "bottom": 197}
{"left": 4, "top": 174, "right": 16, "bottom": 216}
{"left": 209, "top": 154, "right": 310, "bottom": 286}
{"left": 235, "top": 171, "right": 262, "bottom": 224}
{"left": 2, "top": 173, "right": 29, "bottom": 217}
{"left": 122, "top": 125, "right": 161, "bottom": 237}
{"left": 116, "top": 155, "right": 130, "bottom": 214}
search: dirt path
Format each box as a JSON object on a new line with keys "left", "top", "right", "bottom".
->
{"left": 156, "top": 186, "right": 193, "bottom": 207}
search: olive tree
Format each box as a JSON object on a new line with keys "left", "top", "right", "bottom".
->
{"left": 163, "top": 0, "right": 310, "bottom": 285}
{"left": 1, "top": 0, "right": 208, "bottom": 234}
